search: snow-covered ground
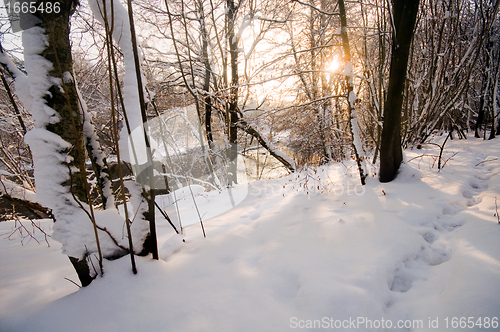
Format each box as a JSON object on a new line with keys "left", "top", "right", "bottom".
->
{"left": 1, "top": 137, "right": 499, "bottom": 331}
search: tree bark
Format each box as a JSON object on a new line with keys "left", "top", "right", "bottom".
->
{"left": 379, "top": 0, "right": 420, "bottom": 182}
{"left": 227, "top": 0, "right": 238, "bottom": 185}
{"left": 198, "top": 1, "right": 215, "bottom": 150}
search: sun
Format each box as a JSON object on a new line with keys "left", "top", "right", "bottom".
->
{"left": 328, "top": 57, "right": 341, "bottom": 72}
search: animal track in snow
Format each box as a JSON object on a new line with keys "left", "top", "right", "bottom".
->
{"left": 420, "top": 230, "right": 437, "bottom": 244}
{"left": 389, "top": 158, "right": 492, "bottom": 298}
{"left": 389, "top": 244, "right": 451, "bottom": 294}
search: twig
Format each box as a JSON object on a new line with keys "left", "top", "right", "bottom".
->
{"left": 440, "top": 152, "right": 458, "bottom": 169}
{"left": 407, "top": 154, "right": 440, "bottom": 163}
{"left": 475, "top": 158, "right": 499, "bottom": 167}
{"left": 438, "top": 132, "right": 451, "bottom": 170}
{"left": 9, "top": 216, "right": 46, "bottom": 246}
{"left": 495, "top": 196, "right": 500, "bottom": 224}
{"left": 154, "top": 201, "right": 179, "bottom": 234}
{"left": 291, "top": 0, "right": 340, "bottom": 15}
{"left": 64, "top": 277, "right": 81, "bottom": 288}
{"left": 67, "top": 164, "right": 129, "bottom": 253}
{"left": 407, "top": 151, "right": 457, "bottom": 170}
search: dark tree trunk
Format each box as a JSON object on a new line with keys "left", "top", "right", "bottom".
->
{"left": 0, "top": 63, "right": 27, "bottom": 134}
{"left": 198, "top": 1, "right": 215, "bottom": 150}
{"left": 379, "top": 0, "right": 420, "bottom": 182}
{"left": 475, "top": 71, "right": 488, "bottom": 138}
{"left": 69, "top": 256, "right": 94, "bottom": 287}
{"left": 489, "top": 113, "right": 496, "bottom": 139}
{"left": 227, "top": 0, "right": 238, "bottom": 185}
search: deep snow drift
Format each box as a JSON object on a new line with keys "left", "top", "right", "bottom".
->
{"left": 1, "top": 137, "right": 499, "bottom": 331}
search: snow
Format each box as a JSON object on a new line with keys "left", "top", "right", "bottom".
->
{"left": 0, "top": 51, "right": 32, "bottom": 111}
{"left": 76, "top": 70, "right": 115, "bottom": 209}
{"left": 348, "top": 90, "right": 357, "bottom": 106}
{"left": 23, "top": 129, "right": 73, "bottom": 207}
{"left": 348, "top": 91, "right": 368, "bottom": 182}
{"left": 21, "top": 26, "right": 60, "bottom": 127}
{"left": 267, "top": 139, "right": 297, "bottom": 171}
{"left": 89, "top": 0, "right": 147, "bottom": 164}
{"left": 0, "top": 175, "right": 37, "bottom": 203}
{"left": 23, "top": 127, "right": 122, "bottom": 259}
{"left": 350, "top": 108, "right": 365, "bottom": 159}
{"left": 155, "top": 183, "right": 248, "bottom": 233}
{"left": 343, "top": 61, "right": 354, "bottom": 85}
{"left": 20, "top": 23, "right": 148, "bottom": 261}
{"left": 21, "top": 25, "right": 100, "bottom": 260}
{"left": 1, "top": 137, "right": 500, "bottom": 331}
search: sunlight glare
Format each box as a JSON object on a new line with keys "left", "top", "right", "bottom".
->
{"left": 328, "top": 58, "right": 341, "bottom": 72}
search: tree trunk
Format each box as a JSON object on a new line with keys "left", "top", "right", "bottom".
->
{"left": 125, "top": 0, "right": 158, "bottom": 260}
{"left": 227, "top": 0, "right": 239, "bottom": 185}
{"left": 25, "top": 0, "right": 95, "bottom": 286}
{"left": 338, "top": 0, "right": 367, "bottom": 185}
{"left": 379, "top": 0, "right": 420, "bottom": 183}
{"left": 475, "top": 67, "right": 488, "bottom": 138}
{"left": 22, "top": 0, "right": 152, "bottom": 286}
{"left": 198, "top": 0, "right": 215, "bottom": 151}
{"left": 494, "top": 68, "right": 500, "bottom": 135}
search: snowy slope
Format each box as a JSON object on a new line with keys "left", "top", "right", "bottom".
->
{"left": 0, "top": 137, "right": 499, "bottom": 331}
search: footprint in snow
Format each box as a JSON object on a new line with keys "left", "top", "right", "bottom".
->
{"left": 389, "top": 245, "right": 450, "bottom": 293}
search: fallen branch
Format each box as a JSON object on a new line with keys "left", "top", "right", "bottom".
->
{"left": 0, "top": 193, "right": 52, "bottom": 220}
{"left": 237, "top": 117, "right": 296, "bottom": 172}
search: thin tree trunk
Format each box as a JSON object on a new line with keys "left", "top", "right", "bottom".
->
{"left": 475, "top": 69, "right": 488, "bottom": 138}
{"left": 126, "top": 0, "right": 158, "bottom": 260}
{"left": 198, "top": 0, "right": 215, "bottom": 150}
{"left": 494, "top": 68, "right": 500, "bottom": 135}
{"left": 0, "top": 70, "right": 27, "bottom": 134}
{"left": 338, "top": 0, "right": 367, "bottom": 185}
{"left": 227, "top": 0, "right": 239, "bottom": 185}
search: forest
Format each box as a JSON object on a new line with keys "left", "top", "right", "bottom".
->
{"left": 0, "top": 0, "right": 499, "bottom": 331}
